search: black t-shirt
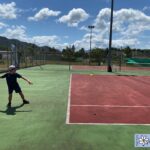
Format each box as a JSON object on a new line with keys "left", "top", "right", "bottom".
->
{"left": 1, "top": 73, "right": 22, "bottom": 87}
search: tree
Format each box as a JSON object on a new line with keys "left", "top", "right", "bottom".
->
{"left": 71, "top": 45, "right": 75, "bottom": 52}
{"left": 91, "top": 48, "right": 104, "bottom": 65}
{"left": 62, "top": 46, "right": 75, "bottom": 61}
{"left": 123, "top": 46, "right": 132, "bottom": 58}
{"left": 0, "top": 53, "right": 2, "bottom": 59}
{"left": 75, "top": 48, "right": 86, "bottom": 58}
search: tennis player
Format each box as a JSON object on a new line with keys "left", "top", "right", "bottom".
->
{"left": 0, "top": 65, "right": 32, "bottom": 107}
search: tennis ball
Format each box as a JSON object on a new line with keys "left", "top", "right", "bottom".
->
{"left": 90, "top": 74, "right": 93, "bottom": 76}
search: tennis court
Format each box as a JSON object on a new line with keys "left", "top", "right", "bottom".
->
{"left": 0, "top": 64, "right": 150, "bottom": 150}
{"left": 67, "top": 74, "right": 150, "bottom": 125}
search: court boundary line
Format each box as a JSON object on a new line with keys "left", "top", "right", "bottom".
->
{"left": 66, "top": 74, "right": 72, "bottom": 124}
{"left": 67, "top": 122, "right": 150, "bottom": 126}
{"left": 71, "top": 105, "right": 150, "bottom": 108}
{"left": 68, "top": 104, "right": 150, "bottom": 126}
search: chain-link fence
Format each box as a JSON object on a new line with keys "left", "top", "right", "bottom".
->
{"left": 0, "top": 47, "right": 150, "bottom": 72}
{"left": 0, "top": 50, "right": 47, "bottom": 72}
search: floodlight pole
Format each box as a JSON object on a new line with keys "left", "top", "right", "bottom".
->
{"left": 107, "top": 0, "right": 114, "bottom": 72}
{"left": 88, "top": 25, "right": 95, "bottom": 65}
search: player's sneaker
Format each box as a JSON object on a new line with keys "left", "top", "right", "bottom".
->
{"left": 23, "top": 100, "right": 30, "bottom": 104}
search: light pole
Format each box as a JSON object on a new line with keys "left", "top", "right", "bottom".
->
{"left": 107, "top": 0, "right": 114, "bottom": 72}
{"left": 88, "top": 25, "right": 95, "bottom": 65}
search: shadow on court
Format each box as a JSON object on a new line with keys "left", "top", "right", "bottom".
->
{"left": 0, "top": 104, "right": 32, "bottom": 115}
{"left": 115, "top": 72, "right": 137, "bottom": 76}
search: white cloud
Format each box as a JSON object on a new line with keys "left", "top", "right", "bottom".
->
{"left": 32, "top": 36, "right": 71, "bottom": 50}
{"left": 58, "top": 8, "right": 89, "bottom": 27}
{"left": 0, "top": 25, "right": 65, "bottom": 49}
{"left": 80, "top": 26, "right": 89, "bottom": 31}
{"left": 32, "top": 36, "right": 60, "bottom": 47}
{"left": 0, "top": 22, "right": 7, "bottom": 29}
{"left": 94, "top": 8, "right": 110, "bottom": 32}
{"left": 1, "top": 23, "right": 140, "bottom": 50}
{"left": 76, "top": 8, "right": 150, "bottom": 49}
{"left": 73, "top": 33, "right": 98, "bottom": 50}
{"left": 143, "top": 6, "right": 150, "bottom": 11}
{"left": 63, "top": 36, "right": 69, "bottom": 39}
{"left": 1, "top": 25, "right": 28, "bottom": 42}
{"left": 52, "top": 43, "right": 70, "bottom": 50}
{"left": 112, "top": 39, "right": 140, "bottom": 48}
{"left": 0, "top": 2, "right": 17, "bottom": 19}
{"left": 94, "top": 8, "right": 150, "bottom": 37}
{"left": 73, "top": 33, "right": 140, "bottom": 50}
{"left": 31, "top": 36, "right": 70, "bottom": 50}
{"left": 114, "top": 9, "right": 150, "bottom": 37}
{"left": 28, "top": 8, "right": 61, "bottom": 21}
{"left": 18, "top": 8, "right": 37, "bottom": 13}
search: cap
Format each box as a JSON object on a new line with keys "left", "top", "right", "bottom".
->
{"left": 9, "top": 65, "right": 16, "bottom": 70}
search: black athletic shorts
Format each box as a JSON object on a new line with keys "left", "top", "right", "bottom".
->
{"left": 8, "top": 85, "right": 22, "bottom": 94}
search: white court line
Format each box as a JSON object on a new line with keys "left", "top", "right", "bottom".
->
{"left": 67, "top": 104, "right": 150, "bottom": 125}
{"left": 71, "top": 105, "right": 150, "bottom": 108}
{"left": 67, "top": 122, "right": 150, "bottom": 126}
{"left": 66, "top": 74, "right": 72, "bottom": 124}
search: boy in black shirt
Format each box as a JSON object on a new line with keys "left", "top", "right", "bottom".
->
{"left": 0, "top": 65, "right": 32, "bottom": 107}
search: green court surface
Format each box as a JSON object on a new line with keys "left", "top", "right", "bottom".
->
{"left": 0, "top": 65, "right": 150, "bottom": 150}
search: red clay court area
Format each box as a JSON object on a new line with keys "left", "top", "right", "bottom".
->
{"left": 66, "top": 74, "right": 150, "bottom": 125}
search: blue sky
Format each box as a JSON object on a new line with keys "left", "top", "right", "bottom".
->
{"left": 0, "top": 0, "right": 150, "bottom": 50}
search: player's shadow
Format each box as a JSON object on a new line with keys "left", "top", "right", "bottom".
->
{"left": 0, "top": 104, "right": 32, "bottom": 115}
